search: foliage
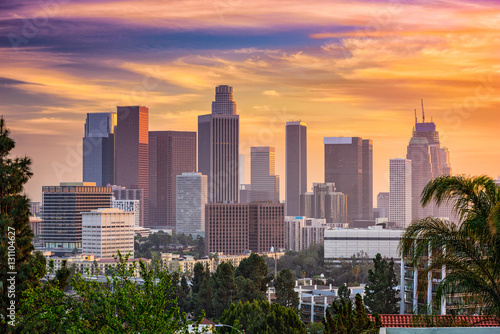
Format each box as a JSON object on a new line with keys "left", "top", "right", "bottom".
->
{"left": 134, "top": 231, "right": 205, "bottom": 259}
{"left": 218, "top": 300, "right": 307, "bottom": 334}
{"left": 16, "top": 251, "right": 204, "bottom": 333}
{"left": 270, "top": 243, "right": 325, "bottom": 279}
{"left": 322, "top": 294, "right": 380, "bottom": 334}
{"left": 399, "top": 175, "right": 500, "bottom": 316}
{"left": 212, "top": 261, "right": 238, "bottom": 318}
{"left": 0, "top": 117, "right": 46, "bottom": 330}
{"left": 328, "top": 253, "right": 374, "bottom": 286}
{"left": 193, "top": 264, "right": 215, "bottom": 318}
{"left": 235, "top": 253, "right": 271, "bottom": 303}
{"left": 338, "top": 284, "right": 351, "bottom": 302}
{"left": 274, "top": 269, "right": 299, "bottom": 312}
{"left": 364, "top": 253, "right": 400, "bottom": 314}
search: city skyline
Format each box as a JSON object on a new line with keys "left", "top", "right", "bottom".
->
{"left": 2, "top": 0, "right": 498, "bottom": 203}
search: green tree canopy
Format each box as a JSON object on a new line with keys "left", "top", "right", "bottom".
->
{"left": 364, "top": 253, "right": 400, "bottom": 314}
{"left": 338, "top": 283, "right": 351, "bottom": 302}
{"left": 235, "top": 253, "right": 271, "bottom": 303}
{"left": 212, "top": 261, "right": 237, "bottom": 318}
{"left": 399, "top": 175, "right": 500, "bottom": 316}
{"left": 219, "top": 300, "right": 307, "bottom": 334}
{"left": 0, "top": 117, "right": 46, "bottom": 330}
{"left": 274, "top": 269, "right": 299, "bottom": 312}
{"left": 16, "top": 251, "right": 203, "bottom": 333}
{"left": 323, "top": 294, "right": 380, "bottom": 334}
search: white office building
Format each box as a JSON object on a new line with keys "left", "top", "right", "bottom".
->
{"left": 176, "top": 172, "right": 208, "bottom": 237}
{"left": 323, "top": 227, "right": 403, "bottom": 259}
{"left": 285, "top": 216, "right": 331, "bottom": 252}
{"left": 112, "top": 199, "right": 141, "bottom": 227}
{"left": 82, "top": 208, "right": 134, "bottom": 259}
{"left": 389, "top": 158, "right": 412, "bottom": 228}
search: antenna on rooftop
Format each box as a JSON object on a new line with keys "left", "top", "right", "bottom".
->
{"left": 414, "top": 109, "right": 417, "bottom": 125}
{"left": 421, "top": 99, "right": 425, "bottom": 123}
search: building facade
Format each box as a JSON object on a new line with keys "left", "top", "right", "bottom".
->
{"left": 248, "top": 203, "right": 284, "bottom": 253}
{"left": 250, "top": 146, "right": 280, "bottom": 203}
{"left": 205, "top": 202, "right": 284, "bottom": 255}
{"left": 112, "top": 199, "right": 141, "bottom": 228}
{"left": 41, "top": 182, "right": 112, "bottom": 253}
{"left": 115, "top": 106, "right": 149, "bottom": 226}
{"left": 389, "top": 158, "right": 412, "bottom": 228}
{"left": 198, "top": 85, "right": 239, "bottom": 203}
{"left": 176, "top": 172, "right": 208, "bottom": 237}
{"left": 112, "top": 186, "right": 144, "bottom": 227}
{"left": 285, "top": 216, "right": 331, "bottom": 252}
{"left": 300, "top": 183, "right": 347, "bottom": 225}
{"left": 82, "top": 208, "right": 134, "bottom": 259}
{"left": 149, "top": 131, "right": 196, "bottom": 228}
{"left": 286, "top": 121, "right": 307, "bottom": 216}
{"left": 323, "top": 227, "right": 402, "bottom": 259}
{"left": 376, "top": 192, "right": 390, "bottom": 219}
{"left": 83, "top": 112, "right": 117, "bottom": 186}
{"left": 324, "top": 137, "right": 373, "bottom": 222}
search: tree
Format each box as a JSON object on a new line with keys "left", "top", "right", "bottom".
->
{"left": 338, "top": 283, "right": 351, "bottom": 301}
{"left": 16, "top": 251, "right": 203, "bottom": 333}
{"left": 0, "top": 117, "right": 46, "bottom": 329}
{"left": 53, "top": 259, "right": 72, "bottom": 291}
{"left": 219, "top": 300, "right": 307, "bottom": 334}
{"left": 274, "top": 269, "right": 299, "bottom": 311}
{"left": 235, "top": 253, "right": 271, "bottom": 303}
{"left": 193, "top": 264, "right": 214, "bottom": 318}
{"left": 322, "top": 294, "right": 380, "bottom": 334}
{"left": 364, "top": 253, "right": 400, "bottom": 314}
{"left": 399, "top": 175, "right": 500, "bottom": 316}
{"left": 212, "top": 261, "right": 237, "bottom": 318}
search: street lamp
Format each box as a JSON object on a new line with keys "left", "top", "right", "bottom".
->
{"left": 214, "top": 323, "right": 244, "bottom": 333}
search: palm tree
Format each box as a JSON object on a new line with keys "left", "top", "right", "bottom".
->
{"left": 399, "top": 175, "right": 500, "bottom": 316}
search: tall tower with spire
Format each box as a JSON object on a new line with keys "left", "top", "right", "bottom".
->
{"left": 406, "top": 100, "right": 456, "bottom": 221}
{"left": 198, "top": 85, "right": 239, "bottom": 203}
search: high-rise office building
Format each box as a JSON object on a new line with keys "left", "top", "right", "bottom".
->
{"left": 239, "top": 154, "right": 245, "bottom": 186}
{"left": 83, "top": 112, "right": 117, "bottom": 186}
{"left": 205, "top": 203, "right": 249, "bottom": 255}
{"left": 205, "top": 202, "right": 284, "bottom": 255}
{"left": 285, "top": 216, "right": 329, "bottom": 252}
{"left": 239, "top": 184, "right": 251, "bottom": 204}
{"left": 248, "top": 203, "right": 284, "bottom": 253}
{"left": 389, "top": 159, "right": 412, "bottom": 228}
{"left": 300, "top": 183, "right": 347, "bottom": 226}
{"left": 376, "top": 192, "right": 390, "bottom": 219}
{"left": 250, "top": 146, "right": 280, "bottom": 203}
{"left": 149, "top": 131, "right": 196, "bottom": 228}
{"left": 112, "top": 199, "right": 141, "bottom": 228}
{"left": 82, "top": 208, "right": 134, "bottom": 259}
{"left": 176, "top": 172, "right": 208, "bottom": 237}
{"left": 112, "top": 186, "right": 144, "bottom": 227}
{"left": 41, "top": 182, "right": 112, "bottom": 253}
{"left": 324, "top": 137, "right": 373, "bottom": 222}
{"left": 406, "top": 136, "right": 433, "bottom": 220}
{"left": 198, "top": 85, "right": 239, "bottom": 203}
{"left": 407, "top": 108, "right": 455, "bottom": 221}
{"left": 286, "top": 121, "right": 307, "bottom": 216}
{"left": 115, "top": 106, "right": 149, "bottom": 226}
{"left": 30, "top": 201, "right": 41, "bottom": 216}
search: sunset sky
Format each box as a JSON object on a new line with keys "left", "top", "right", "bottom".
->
{"left": 1, "top": 0, "right": 499, "bottom": 203}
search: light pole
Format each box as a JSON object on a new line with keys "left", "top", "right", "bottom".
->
{"left": 214, "top": 323, "right": 244, "bottom": 333}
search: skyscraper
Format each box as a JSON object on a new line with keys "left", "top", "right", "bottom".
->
{"left": 115, "top": 106, "right": 149, "bottom": 226}
{"left": 149, "top": 131, "right": 196, "bottom": 228}
{"left": 198, "top": 85, "right": 239, "bottom": 203}
{"left": 41, "top": 182, "right": 112, "bottom": 254}
{"left": 389, "top": 159, "right": 412, "bottom": 228}
{"left": 376, "top": 192, "right": 390, "bottom": 219}
{"left": 324, "top": 137, "right": 373, "bottom": 222}
{"left": 407, "top": 106, "right": 455, "bottom": 221}
{"left": 250, "top": 146, "right": 279, "bottom": 203}
{"left": 176, "top": 172, "right": 208, "bottom": 237}
{"left": 406, "top": 136, "right": 433, "bottom": 220}
{"left": 300, "top": 183, "right": 347, "bottom": 226}
{"left": 286, "top": 121, "right": 307, "bottom": 216}
{"left": 83, "top": 112, "right": 116, "bottom": 186}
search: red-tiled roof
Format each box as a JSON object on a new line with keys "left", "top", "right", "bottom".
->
{"left": 368, "top": 314, "right": 500, "bottom": 328}
{"left": 199, "top": 318, "right": 215, "bottom": 325}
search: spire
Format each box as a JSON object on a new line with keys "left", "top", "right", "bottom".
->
{"left": 421, "top": 99, "right": 425, "bottom": 123}
{"left": 414, "top": 109, "right": 417, "bottom": 125}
